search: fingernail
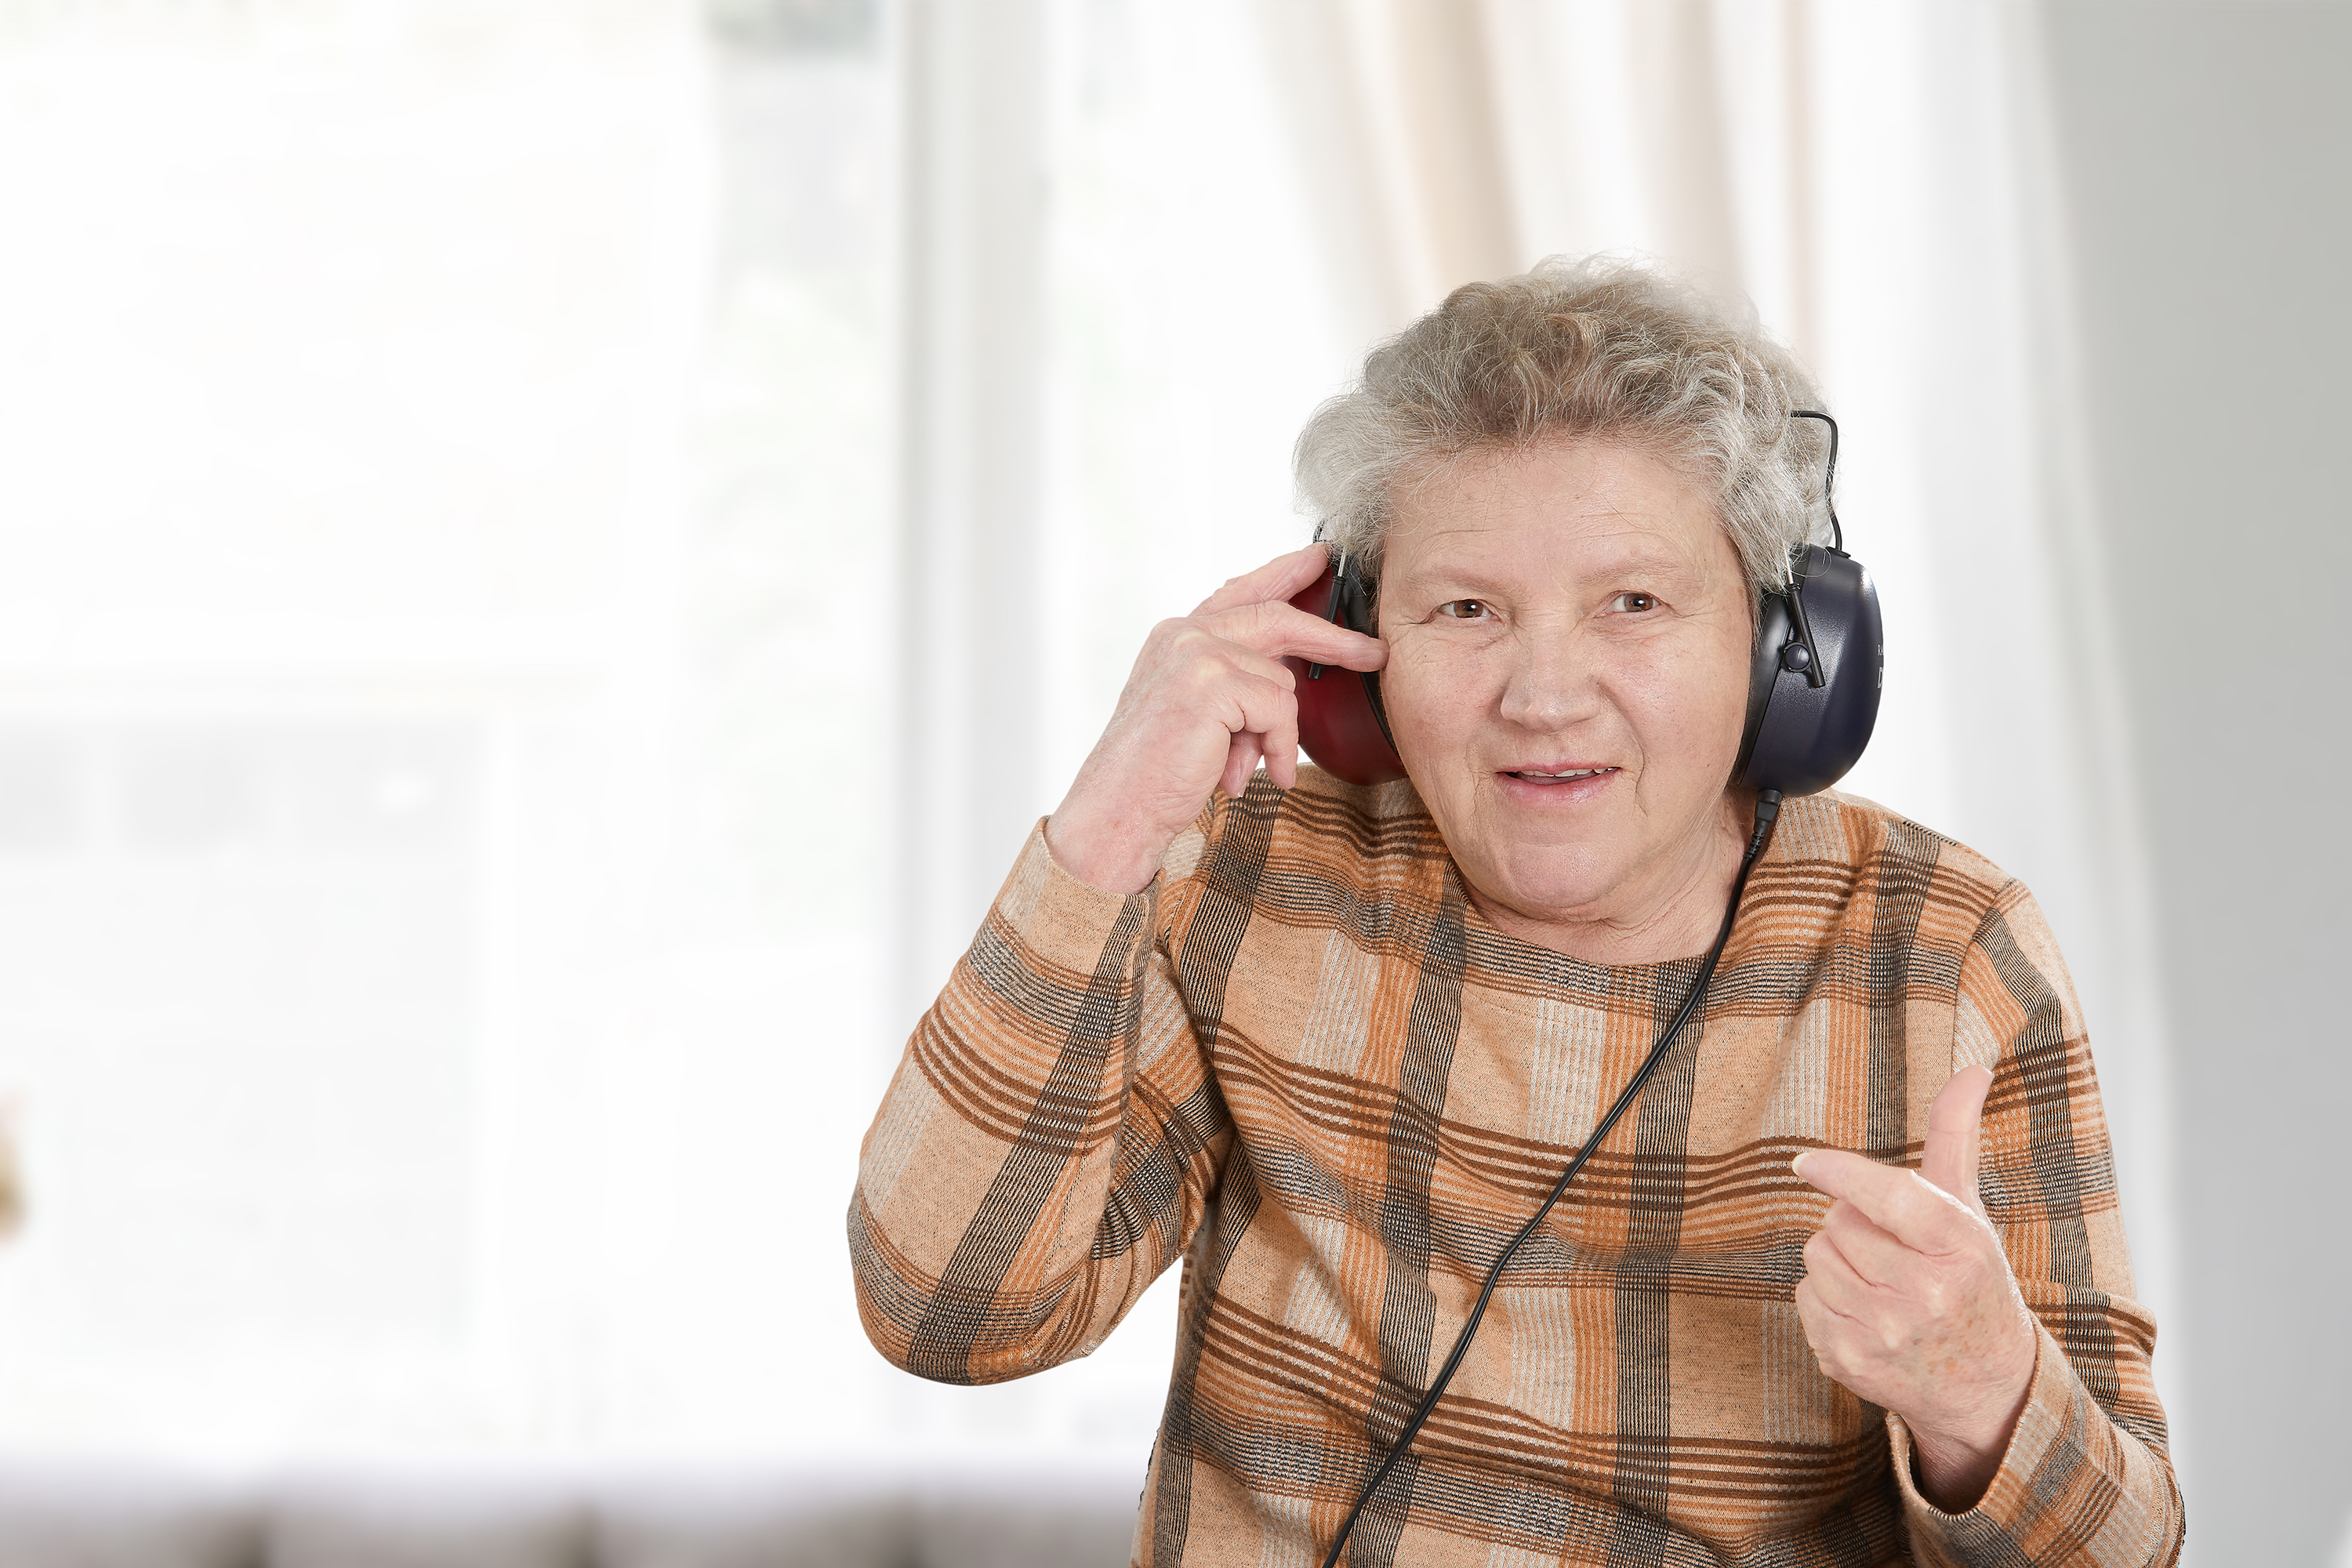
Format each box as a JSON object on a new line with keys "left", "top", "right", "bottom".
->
{"left": 1789, "top": 1151, "right": 1810, "bottom": 1177}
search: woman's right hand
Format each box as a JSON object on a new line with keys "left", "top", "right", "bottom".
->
{"left": 1044, "top": 543, "right": 1388, "bottom": 895}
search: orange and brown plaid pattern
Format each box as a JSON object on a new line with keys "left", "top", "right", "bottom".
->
{"left": 851, "top": 772, "right": 2183, "bottom": 1566}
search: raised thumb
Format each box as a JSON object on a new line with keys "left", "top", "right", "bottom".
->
{"left": 1920, "top": 1065, "right": 1994, "bottom": 1214}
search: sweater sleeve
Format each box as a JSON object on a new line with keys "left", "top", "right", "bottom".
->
{"left": 1887, "top": 883, "right": 2184, "bottom": 1566}
{"left": 848, "top": 815, "right": 1232, "bottom": 1385}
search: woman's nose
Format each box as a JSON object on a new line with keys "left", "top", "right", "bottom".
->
{"left": 1497, "top": 629, "right": 1596, "bottom": 733}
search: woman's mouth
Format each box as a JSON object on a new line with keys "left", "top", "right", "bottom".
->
{"left": 1504, "top": 766, "right": 1620, "bottom": 784}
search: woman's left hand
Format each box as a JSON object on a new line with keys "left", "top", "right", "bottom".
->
{"left": 1791, "top": 1065, "right": 2038, "bottom": 1512}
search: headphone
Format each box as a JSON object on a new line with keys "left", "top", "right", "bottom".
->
{"left": 1286, "top": 411, "right": 1882, "bottom": 798}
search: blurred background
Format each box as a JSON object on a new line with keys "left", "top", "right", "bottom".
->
{"left": 0, "top": 0, "right": 2342, "bottom": 1563}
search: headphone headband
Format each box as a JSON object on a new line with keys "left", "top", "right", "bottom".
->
{"left": 1790, "top": 408, "right": 1843, "bottom": 553}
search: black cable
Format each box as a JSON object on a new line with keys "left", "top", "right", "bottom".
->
{"left": 1315, "top": 789, "right": 1786, "bottom": 1568}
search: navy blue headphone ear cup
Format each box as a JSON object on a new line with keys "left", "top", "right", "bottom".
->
{"left": 1738, "top": 591, "right": 1797, "bottom": 778}
{"left": 1737, "top": 546, "right": 1883, "bottom": 797}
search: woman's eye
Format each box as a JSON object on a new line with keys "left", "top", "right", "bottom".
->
{"left": 1608, "top": 592, "right": 1661, "bottom": 613}
{"left": 1436, "top": 599, "right": 1493, "bottom": 620}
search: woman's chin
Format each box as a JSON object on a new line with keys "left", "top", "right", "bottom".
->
{"left": 1457, "top": 856, "right": 1632, "bottom": 933}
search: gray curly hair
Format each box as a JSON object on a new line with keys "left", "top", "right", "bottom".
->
{"left": 1294, "top": 255, "right": 1833, "bottom": 602}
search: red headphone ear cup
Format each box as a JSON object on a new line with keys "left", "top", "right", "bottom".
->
{"left": 1285, "top": 563, "right": 1408, "bottom": 787}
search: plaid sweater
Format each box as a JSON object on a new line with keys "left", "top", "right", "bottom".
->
{"left": 851, "top": 771, "right": 2183, "bottom": 1566}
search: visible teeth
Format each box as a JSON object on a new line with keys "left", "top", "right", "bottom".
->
{"left": 1519, "top": 768, "right": 1609, "bottom": 779}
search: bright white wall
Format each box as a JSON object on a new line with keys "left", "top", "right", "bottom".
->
{"left": 2043, "top": 4, "right": 2352, "bottom": 1561}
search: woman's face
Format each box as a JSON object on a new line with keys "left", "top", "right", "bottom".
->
{"left": 1379, "top": 438, "right": 1755, "bottom": 945}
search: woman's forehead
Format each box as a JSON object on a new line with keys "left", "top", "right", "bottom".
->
{"left": 1385, "top": 444, "right": 1733, "bottom": 582}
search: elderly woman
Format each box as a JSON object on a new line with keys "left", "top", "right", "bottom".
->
{"left": 851, "top": 260, "right": 2180, "bottom": 1566}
